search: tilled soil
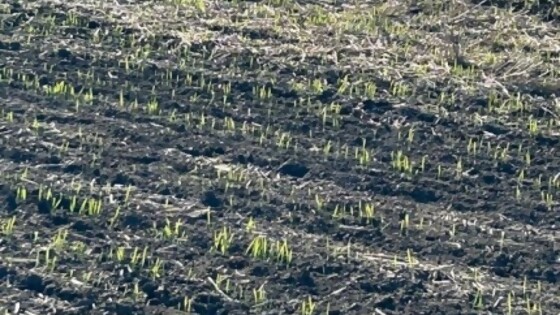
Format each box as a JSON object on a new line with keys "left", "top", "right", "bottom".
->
{"left": 1, "top": 0, "right": 559, "bottom": 314}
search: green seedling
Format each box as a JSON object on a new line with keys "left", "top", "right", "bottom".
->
{"left": 473, "top": 288, "right": 484, "bottom": 310}
{"left": 300, "top": 297, "right": 316, "bottom": 315}
{"left": 246, "top": 235, "right": 268, "bottom": 260}
{"left": 149, "top": 258, "right": 164, "bottom": 279}
{"left": 16, "top": 186, "right": 27, "bottom": 202}
{"left": 274, "top": 239, "right": 293, "bottom": 265}
{"left": 213, "top": 226, "right": 234, "bottom": 254}
{"left": 162, "top": 218, "right": 183, "bottom": 239}
{"left": 253, "top": 283, "right": 267, "bottom": 304}
{"left": 0, "top": 216, "right": 16, "bottom": 235}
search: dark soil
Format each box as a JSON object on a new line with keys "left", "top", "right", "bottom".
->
{"left": 0, "top": 1, "right": 559, "bottom": 315}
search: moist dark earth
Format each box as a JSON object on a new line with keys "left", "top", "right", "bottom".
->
{"left": 1, "top": 0, "right": 560, "bottom": 315}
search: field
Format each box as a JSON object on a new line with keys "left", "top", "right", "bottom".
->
{"left": 1, "top": 0, "right": 559, "bottom": 314}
